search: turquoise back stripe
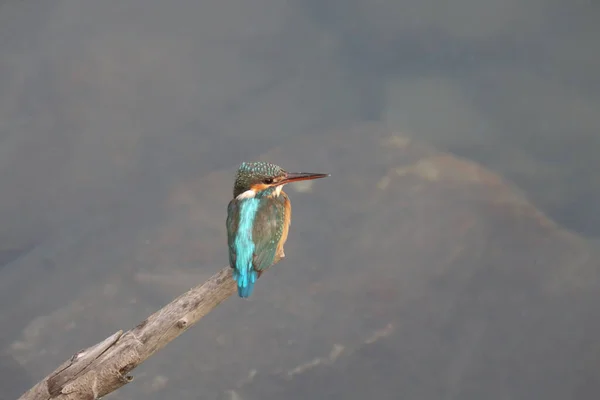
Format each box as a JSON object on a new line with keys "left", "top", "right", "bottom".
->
{"left": 233, "top": 198, "right": 260, "bottom": 288}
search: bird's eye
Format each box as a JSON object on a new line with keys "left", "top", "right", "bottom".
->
{"left": 263, "top": 178, "right": 274, "bottom": 184}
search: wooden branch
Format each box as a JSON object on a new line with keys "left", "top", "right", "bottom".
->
{"left": 19, "top": 266, "right": 237, "bottom": 400}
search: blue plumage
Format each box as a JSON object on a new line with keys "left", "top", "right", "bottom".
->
{"left": 226, "top": 161, "right": 329, "bottom": 298}
{"left": 231, "top": 198, "right": 260, "bottom": 297}
{"left": 227, "top": 190, "right": 286, "bottom": 298}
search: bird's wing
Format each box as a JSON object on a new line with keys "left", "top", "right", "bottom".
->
{"left": 252, "top": 196, "right": 286, "bottom": 272}
{"left": 226, "top": 199, "right": 239, "bottom": 268}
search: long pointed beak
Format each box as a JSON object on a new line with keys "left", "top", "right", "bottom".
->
{"left": 280, "top": 172, "right": 330, "bottom": 185}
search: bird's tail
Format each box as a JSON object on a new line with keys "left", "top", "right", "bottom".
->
{"left": 233, "top": 268, "right": 258, "bottom": 298}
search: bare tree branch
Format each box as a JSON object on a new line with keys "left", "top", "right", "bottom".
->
{"left": 19, "top": 266, "right": 236, "bottom": 400}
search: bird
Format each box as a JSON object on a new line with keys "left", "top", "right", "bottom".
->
{"left": 226, "top": 161, "right": 329, "bottom": 298}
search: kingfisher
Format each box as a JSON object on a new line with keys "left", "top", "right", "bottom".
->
{"left": 226, "top": 161, "right": 329, "bottom": 298}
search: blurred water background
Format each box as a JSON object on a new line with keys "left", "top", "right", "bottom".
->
{"left": 0, "top": 1, "right": 599, "bottom": 399}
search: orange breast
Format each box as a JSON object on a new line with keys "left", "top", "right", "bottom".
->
{"left": 276, "top": 192, "right": 292, "bottom": 257}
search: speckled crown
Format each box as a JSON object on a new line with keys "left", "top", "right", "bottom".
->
{"left": 237, "top": 162, "right": 284, "bottom": 177}
{"left": 233, "top": 162, "right": 285, "bottom": 197}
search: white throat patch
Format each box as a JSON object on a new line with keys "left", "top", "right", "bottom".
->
{"left": 236, "top": 189, "right": 256, "bottom": 200}
{"left": 236, "top": 185, "right": 282, "bottom": 200}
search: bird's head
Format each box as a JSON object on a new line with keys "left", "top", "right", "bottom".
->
{"left": 233, "top": 161, "right": 329, "bottom": 199}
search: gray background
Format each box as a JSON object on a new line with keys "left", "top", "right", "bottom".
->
{"left": 0, "top": 1, "right": 599, "bottom": 399}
